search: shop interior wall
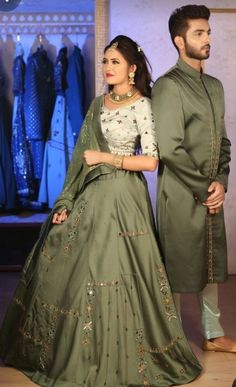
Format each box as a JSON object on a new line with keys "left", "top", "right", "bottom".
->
{"left": 109, "top": 0, "right": 236, "bottom": 273}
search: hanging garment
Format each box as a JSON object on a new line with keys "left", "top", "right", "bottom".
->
{"left": 38, "top": 47, "right": 74, "bottom": 208}
{"left": 66, "top": 45, "right": 85, "bottom": 144}
{"left": 24, "top": 46, "right": 54, "bottom": 182}
{"left": 0, "top": 73, "right": 16, "bottom": 210}
{"left": 11, "top": 41, "right": 34, "bottom": 198}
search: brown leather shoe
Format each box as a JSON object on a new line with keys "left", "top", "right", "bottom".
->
{"left": 203, "top": 339, "right": 236, "bottom": 353}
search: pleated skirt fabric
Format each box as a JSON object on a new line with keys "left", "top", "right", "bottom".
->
{"left": 0, "top": 170, "right": 201, "bottom": 386}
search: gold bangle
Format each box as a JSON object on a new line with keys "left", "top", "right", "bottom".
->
{"left": 113, "top": 154, "right": 124, "bottom": 169}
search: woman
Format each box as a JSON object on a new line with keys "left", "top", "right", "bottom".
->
{"left": 0, "top": 35, "right": 202, "bottom": 386}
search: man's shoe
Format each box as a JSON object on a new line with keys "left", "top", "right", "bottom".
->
{"left": 203, "top": 338, "right": 236, "bottom": 353}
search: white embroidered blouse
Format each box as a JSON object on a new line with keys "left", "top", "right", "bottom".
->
{"left": 100, "top": 97, "right": 159, "bottom": 159}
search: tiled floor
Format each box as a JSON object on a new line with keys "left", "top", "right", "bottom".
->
{"left": 0, "top": 273, "right": 235, "bottom": 387}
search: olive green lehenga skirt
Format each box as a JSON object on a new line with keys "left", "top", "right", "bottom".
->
{"left": 0, "top": 171, "right": 201, "bottom": 386}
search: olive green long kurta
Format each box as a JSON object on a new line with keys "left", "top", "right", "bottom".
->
{"left": 152, "top": 58, "right": 231, "bottom": 293}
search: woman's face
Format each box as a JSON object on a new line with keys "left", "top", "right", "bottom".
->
{"left": 103, "top": 48, "right": 135, "bottom": 88}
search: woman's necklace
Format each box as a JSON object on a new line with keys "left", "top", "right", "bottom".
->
{"left": 109, "top": 87, "right": 138, "bottom": 103}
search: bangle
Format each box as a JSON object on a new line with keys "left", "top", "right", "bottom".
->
{"left": 113, "top": 154, "right": 124, "bottom": 169}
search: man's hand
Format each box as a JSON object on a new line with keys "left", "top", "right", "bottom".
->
{"left": 203, "top": 181, "right": 225, "bottom": 213}
{"left": 52, "top": 209, "right": 68, "bottom": 224}
{"left": 208, "top": 206, "right": 222, "bottom": 215}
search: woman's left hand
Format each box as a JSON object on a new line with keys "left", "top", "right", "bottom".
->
{"left": 83, "top": 150, "right": 103, "bottom": 166}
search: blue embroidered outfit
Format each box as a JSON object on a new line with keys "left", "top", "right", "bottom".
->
{"left": 38, "top": 47, "right": 74, "bottom": 208}
{"left": 66, "top": 45, "right": 85, "bottom": 144}
{"left": 24, "top": 46, "right": 54, "bottom": 183}
{"left": 11, "top": 41, "right": 34, "bottom": 198}
{"left": 0, "top": 73, "right": 16, "bottom": 209}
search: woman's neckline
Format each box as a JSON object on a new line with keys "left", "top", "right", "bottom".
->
{"left": 102, "top": 94, "right": 146, "bottom": 112}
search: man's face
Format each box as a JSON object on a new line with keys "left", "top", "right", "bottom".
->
{"left": 183, "top": 18, "right": 211, "bottom": 60}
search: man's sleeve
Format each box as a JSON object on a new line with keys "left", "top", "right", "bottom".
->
{"left": 215, "top": 82, "right": 231, "bottom": 191}
{"left": 152, "top": 76, "right": 209, "bottom": 202}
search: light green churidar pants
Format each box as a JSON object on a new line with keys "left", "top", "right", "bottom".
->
{"left": 174, "top": 283, "right": 225, "bottom": 340}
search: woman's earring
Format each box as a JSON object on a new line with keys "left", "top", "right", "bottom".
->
{"left": 128, "top": 71, "right": 135, "bottom": 85}
{"left": 103, "top": 82, "right": 107, "bottom": 93}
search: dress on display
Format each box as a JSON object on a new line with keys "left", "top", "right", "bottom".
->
{"left": 0, "top": 74, "right": 16, "bottom": 210}
{"left": 24, "top": 45, "right": 54, "bottom": 182}
{"left": 66, "top": 45, "right": 85, "bottom": 144}
{"left": 0, "top": 96, "right": 202, "bottom": 386}
{"left": 11, "top": 41, "right": 34, "bottom": 198}
{"left": 38, "top": 47, "right": 74, "bottom": 208}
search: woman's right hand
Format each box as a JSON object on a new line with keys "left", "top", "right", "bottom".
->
{"left": 52, "top": 209, "right": 68, "bottom": 224}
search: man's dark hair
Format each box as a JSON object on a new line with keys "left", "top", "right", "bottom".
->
{"left": 169, "top": 4, "right": 210, "bottom": 49}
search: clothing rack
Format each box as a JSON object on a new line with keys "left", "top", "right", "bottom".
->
{"left": 0, "top": 12, "right": 94, "bottom": 35}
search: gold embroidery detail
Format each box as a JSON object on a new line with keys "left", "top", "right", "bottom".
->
{"left": 118, "top": 231, "right": 147, "bottom": 237}
{"left": 206, "top": 214, "right": 214, "bottom": 282}
{"left": 82, "top": 284, "right": 96, "bottom": 346}
{"left": 15, "top": 297, "right": 82, "bottom": 319}
{"left": 136, "top": 329, "right": 143, "bottom": 341}
{"left": 156, "top": 264, "right": 177, "bottom": 321}
{"left": 209, "top": 131, "right": 221, "bottom": 181}
{"left": 138, "top": 361, "right": 147, "bottom": 373}
{"left": 64, "top": 200, "right": 87, "bottom": 254}
{"left": 141, "top": 336, "right": 182, "bottom": 354}
{"left": 87, "top": 280, "right": 119, "bottom": 287}
{"left": 135, "top": 328, "right": 149, "bottom": 384}
{"left": 202, "top": 80, "right": 220, "bottom": 181}
{"left": 42, "top": 248, "right": 54, "bottom": 262}
{"left": 18, "top": 310, "right": 58, "bottom": 372}
{"left": 41, "top": 301, "right": 81, "bottom": 318}
{"left": 19, "top": 327, "right": 43, "bottom": 345}
{"left": 39, "top": 310, "right": 58, "bottom": 370}
{"left": 80, "top": 113, "right": 91, "bottom": 145}
{"left": 13, "top": 297, "right": 26, "bottom": 311}
{"left": 83, "top": 321, "right": 93, "bottom": 331}
{"left": 209, "top": 125, "right": 215, "bottom": 180}
{"left": 87, "top": 303, "right": 93, "bottom": 314}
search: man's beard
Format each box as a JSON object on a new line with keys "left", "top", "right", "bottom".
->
{"left": 184, "top": 40, "right": 210, "bottom": 60}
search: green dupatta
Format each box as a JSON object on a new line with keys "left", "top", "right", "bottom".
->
{"left": 54, "top": 95, "right": 113, "bottom": 211}
{"left": 23, "top": 95, "right": 114, "bottom": 284}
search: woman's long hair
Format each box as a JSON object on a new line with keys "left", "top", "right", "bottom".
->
{"left": 104, "top": 35, "right": 152, "bottom": 98}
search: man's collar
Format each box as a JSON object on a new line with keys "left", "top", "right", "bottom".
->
{"left": 177, "top": 58, "right": 202, "bottom": 79}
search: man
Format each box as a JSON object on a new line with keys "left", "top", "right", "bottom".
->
{"left": 152, "top": 4, "right": 235, "bottom": 352}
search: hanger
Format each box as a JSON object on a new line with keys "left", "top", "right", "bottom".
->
{"left": 38, "top": 32, "right": 43, "bottom": 49}
{"left": 75, "top": 27, "right": 79, "bottom": 47}
{"left": 61, "top": 33, "right": 66, "bottom": 48}
{"left": 15, "top": 32, "right": 24, "bottom": 57}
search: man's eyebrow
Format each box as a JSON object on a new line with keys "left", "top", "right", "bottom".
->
{"left": 193, "top": 28, "right": 211, "bottom": 33}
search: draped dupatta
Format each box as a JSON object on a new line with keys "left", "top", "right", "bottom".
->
{"left": 53, "top": 95, "right": 113, "bottom": 211}
{"left": 23, "top": 95, "right": 113, "bottom": 284}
